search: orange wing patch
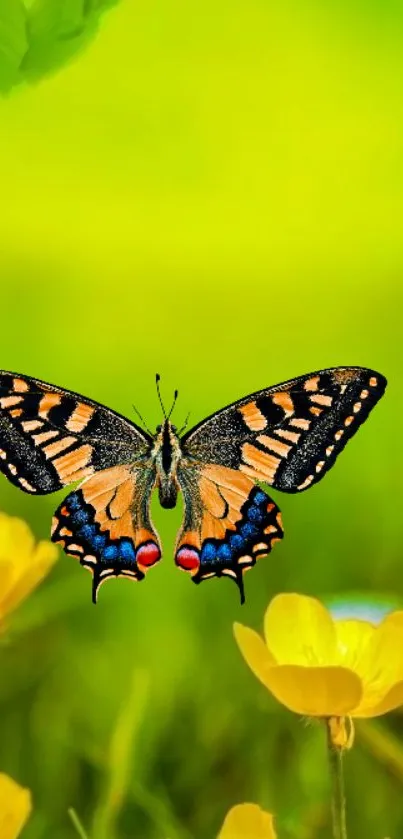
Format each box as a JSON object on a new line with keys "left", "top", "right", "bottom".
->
{"left": 240, "top": 442, "right": 281, "bottom": 482}
{"left": 79, "top": 466, "right": 156, "bottom": 548}
{"left": 52, "top": 444, "right": 93, "bottom": 484}
{"left": 199, "top": 465, "right": 255, "bottom": 532}
{"left": 238, "top": 402, "right": 267, "bottom": 431}
{"left": 80, "top": 466, "right": 134, "bottom": 541}
{"left": 66, "top": 403, "right": 95, "bottom": 433}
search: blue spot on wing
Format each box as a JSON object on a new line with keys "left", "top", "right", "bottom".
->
{"left": 120, "top": 539, "right": 136, "bottom": 562}
{"left": 230, "top": 533, "right": 244, "bottom": 550}
{"left": 240, "top": 522, "right": 259, "bottom": 539}
{"left": 67, "top": 493, "right": 81, "bottom": 511}
{"left": 79, "top": 524, "right": 97, "bottom": 541}
{"left": 72, "top": 508, "right": 89, "bottom": 525}
{"left": 102, "top": 545, "right": 119, "bottom": 561}
{"left": 92, "top": 534, "right": 107, "bottom": 550}
{"left": 201, "top": 542, "right": 217, "bottom": 562}
{"left": 247, "top": 505, "right": 264, "bottom": 522}
{"left": 217, "top": 543, "right": 232, "bottom": 561}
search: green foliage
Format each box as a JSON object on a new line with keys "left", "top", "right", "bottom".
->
{"left": 0, "top": 0, "right": 121, "bottom": 91}
{"left": 0, "top": 1, "right": 28, "bottom": 92}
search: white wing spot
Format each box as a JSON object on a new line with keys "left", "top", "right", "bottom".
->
{"left": 298, "top": 474, "right": 314, "bottom": 490}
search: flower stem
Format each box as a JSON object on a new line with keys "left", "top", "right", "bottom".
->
{"left": 326, "top": 719, "right": 348, "bottom": 839}
{"left": 68, "top": 808, "right": 90, "bottom": 839}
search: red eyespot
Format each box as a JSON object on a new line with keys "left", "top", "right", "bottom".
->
{"left": 136, "top": 542, "right": 161, "bottom": 567}
{"left": 176, "top": 547, "right": 200, "bottom": 571}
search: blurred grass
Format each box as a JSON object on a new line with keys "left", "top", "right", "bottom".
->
{"left": 0, "top": 0, "right": 402, "bottom": 837}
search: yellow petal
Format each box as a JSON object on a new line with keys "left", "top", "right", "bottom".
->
{"left": 0, "top": 541, "right": 58, "bottom": 619}
{"left": 0, "top": 516, "right": 34, "bottom": 563}
{"left": 355, "top": 680, "right": 403, "bottom": 718}
{"left": 234, "top": 623, "right": 276, "bottom": 688}
{"left": 357, "top": 615, "right": 403, "bottom": 699}
{"left": 380, "top": 610, "right": 403, "bottom": 630}
{"left": 218, "top": 803, "right": 277, "bottom": 839}
{"left": 334, "top": 619, "right": 376, "bottom": 675}
{"left": 264, "top": 594, "right": 337, "bottom": 666}
{"left": 0, "top": 773, "right": 32, "bottom": 839}
{"left": 0, "top": 561, "right": 19, "bottom": 618}
{"left": 259, "top": 664, "right": 362, "bottom": 716}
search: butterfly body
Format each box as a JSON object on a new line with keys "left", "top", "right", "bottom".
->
{"left": 0, "top": 367, "right": 386, "bottom": 603}
{"left": 152, "top": 420, "right": 181, "bottom": 509}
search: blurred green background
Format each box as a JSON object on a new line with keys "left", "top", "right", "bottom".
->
{"left": 0, "top": 1, "right": 402, "bottom": 837}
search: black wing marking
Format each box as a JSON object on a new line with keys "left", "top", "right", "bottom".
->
{"left": 0, "top": 371, "right": 151, "bottom": 494}
{"left": 182, "top": 367, "right": 386, "bottom": 492}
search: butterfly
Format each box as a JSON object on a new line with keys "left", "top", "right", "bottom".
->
{"left": 0, "top": 367, "right": 386, "bottom": 603}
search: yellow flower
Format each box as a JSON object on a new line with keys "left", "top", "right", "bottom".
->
{"left": 234, "top": 593, "right": 403, "bottom": 718}
{"left": 0, "top": 512, "right": 57, "bottom": 624}
{"left": 218, "top": 803, "right": 277, "bottom": 838}
{"left": 0, "top": 773, "right": 32, "bottom": 838}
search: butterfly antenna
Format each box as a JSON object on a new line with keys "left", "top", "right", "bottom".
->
{"left": 132, "top": 403, "right": 153, "bottom": 436}
{"left": 177, "top": 411, "right": 191, "bottom": 435}
{"left": 168, "top": 389, "right": 179, "bottom": 420}
{"left": 156, "top": 373, "right": 167, "bottom": 419}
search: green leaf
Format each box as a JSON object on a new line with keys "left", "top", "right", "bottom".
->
{"left": 21, "top": 0, "right": 121, "bottom": 82}
{"left": 0, "top": 0, "right": 28, "bottom": 93}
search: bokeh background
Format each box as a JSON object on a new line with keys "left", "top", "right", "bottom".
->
{"left": 0, "top": 1, "right": 402, "bottom": 837}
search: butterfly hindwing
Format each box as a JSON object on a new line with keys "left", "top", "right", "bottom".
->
{"left": 0, "top": 371, "right": 150, "bottom": 495}
{"left": 182, "top": 367, "right": 386, "bottom": 493}
{"left": 175, "top": 464, "right": 283, "bottom": 601}
{"left": 51, "top": 465, "right": 161, "bottom": 602}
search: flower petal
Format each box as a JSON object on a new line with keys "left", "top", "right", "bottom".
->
{"left": 0, "top": 541, "right": 58, "bottom": 620}
{"left": 355, "top": 680, "right": 403, "bottom": 718}
{"left": 334, "top": 619, "right": 376, "bottom": 675}
{"left": 264, "top": 594, "right": 337, "bottom": 666}
{"left": 380, "top": 610, "right": 403, "bottom": 630}
{"left": 218, "top": 803, "right": 277, "bottom": 839}
{"left": 0, "top": 773, "right": 32, "bottom": 839}
{"left": 0, "top": 515, "right": 34, "bottom": 563}
{"left": 356, "top": 613, "right": 403, "bottom": 702}
{"left": 259, "top": 664, "right": 362, "bottom": 716}
{"left": 234, "top": 623, "right": 276, "bottom": 688}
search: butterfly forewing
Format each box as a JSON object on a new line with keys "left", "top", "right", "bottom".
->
{"left": 0, "top": 371, "right": 150, "bottom": 494}
{"left": 182, "top": 367, "right": 387, "bottom": 493}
